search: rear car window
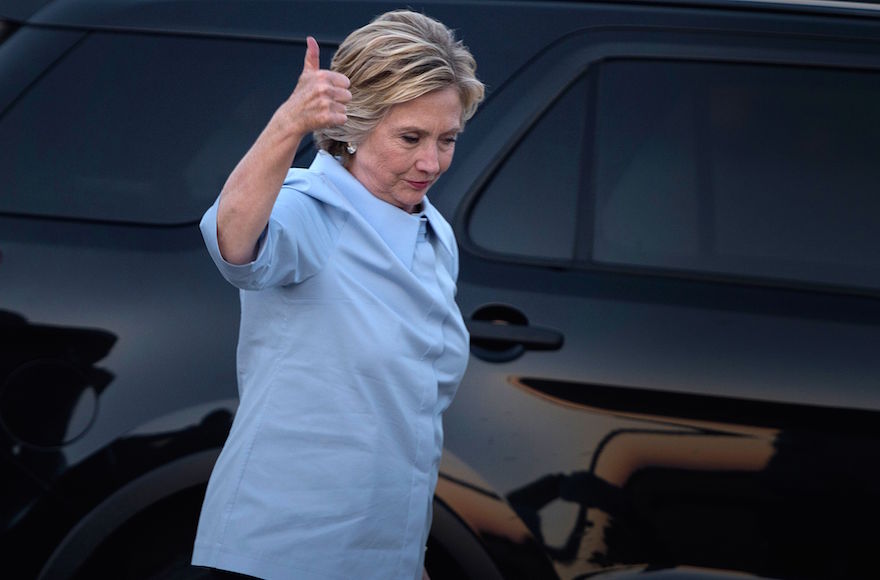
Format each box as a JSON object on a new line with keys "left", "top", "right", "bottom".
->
{"left": 592, "top": 59, "right": 880, "bottom": 291}
{"left": 0, "top": 31, "right": 303, "bottom": 224}
{"left": 469, "top": 55, "right": 880, "bottom": 292}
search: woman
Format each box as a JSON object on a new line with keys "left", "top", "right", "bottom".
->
{"left": 192, "top": 10, "right": 484, "bottom": 580}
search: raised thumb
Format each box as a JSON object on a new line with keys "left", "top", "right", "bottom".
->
{"left": 303, "top": 36, "right": 320, "bottom": 71}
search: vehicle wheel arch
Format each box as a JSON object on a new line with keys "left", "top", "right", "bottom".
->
{"left": 38, "top": 448, "right": 219, "bottom": 580}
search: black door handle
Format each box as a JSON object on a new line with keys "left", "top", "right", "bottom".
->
{"left": 466, "top": 319, "right": 564, "bottom": 351}
{"left": 467, "top": 304, "right": 564, "bottom": 363}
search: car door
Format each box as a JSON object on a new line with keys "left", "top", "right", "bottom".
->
{"left": 434, "top": 18, "right": 880, "bottom": 580}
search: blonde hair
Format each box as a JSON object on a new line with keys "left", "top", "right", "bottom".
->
{"left": 313, "top": 10, "right": 485, "bottom": 161}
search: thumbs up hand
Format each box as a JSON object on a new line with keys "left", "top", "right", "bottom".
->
{"left": 280, "top": 36, "right": 352, "bottom": 138}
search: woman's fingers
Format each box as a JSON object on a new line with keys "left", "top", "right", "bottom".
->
{"left": 308, "top": 76, "right": 351, "bottom": 127}
{"left": 287, "top": 37, "right": 351, "bottom": 132}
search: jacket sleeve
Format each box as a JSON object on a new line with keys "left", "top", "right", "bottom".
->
{"left": 200, "top": 183, "right": 346, "bottom": 291}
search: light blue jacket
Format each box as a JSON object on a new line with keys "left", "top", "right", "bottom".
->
{"left": 192, "top": 151, "right": 469, "bottom": 580}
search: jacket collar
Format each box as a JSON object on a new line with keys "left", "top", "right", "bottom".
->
{"left": 284, "top": 150, "right": 454, "bottom": 269}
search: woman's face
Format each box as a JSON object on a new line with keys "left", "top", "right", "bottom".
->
{"left": 348, "top": 87, "right": 463, "bottom": 213}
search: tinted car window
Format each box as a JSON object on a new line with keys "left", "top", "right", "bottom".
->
{"left": 467, "top": 76, "right": 589, "bottom": 261}
{"left": 0, "top": 32, "right": 302, "bottom": 224}
{"left": 592, "top": 59, "right": 880, "bottom": 291}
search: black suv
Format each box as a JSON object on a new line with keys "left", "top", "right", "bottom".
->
{"left": 2, "top": 1, "right": 880, "bottom": 578}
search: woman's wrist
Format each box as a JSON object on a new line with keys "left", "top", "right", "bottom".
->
{"left": 267, "top": 107, "right": 307, "bottom": 152}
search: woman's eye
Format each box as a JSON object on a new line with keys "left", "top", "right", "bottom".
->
{"left": 402, "top": 135, "right": 419, "bottom": 144}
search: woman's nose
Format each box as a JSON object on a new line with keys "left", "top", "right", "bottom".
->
{"left": 415, "top": 143, "right": 440, "bottom": 174}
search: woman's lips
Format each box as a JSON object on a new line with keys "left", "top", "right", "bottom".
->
{"left": 405, "top": 180, "right": 431, "bottom": 191}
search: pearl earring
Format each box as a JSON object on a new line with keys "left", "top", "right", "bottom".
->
{"left": 346, "top": 143, "right": 357, "bottom": 155}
